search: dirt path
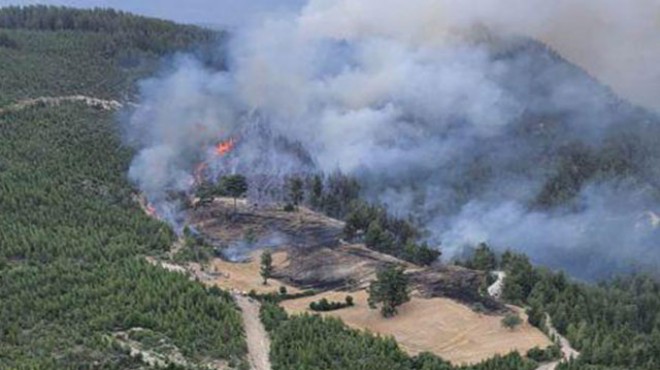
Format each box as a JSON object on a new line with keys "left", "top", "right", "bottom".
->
{"left": 487, "top": 271, "right": 506, "bottom": 299}
{"left": 487, "top": 271, "right": 579, "bottom": 370}
{"left": 233, "top": 294, "right": 272, "bottom": 370}
{"left": 0, "top": 95, "right": 124, "bottom": 114}
{"left": 536, "top": 315, "right": 580, "bottom": 370}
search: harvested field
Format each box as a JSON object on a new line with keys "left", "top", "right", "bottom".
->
{"left": 190, "top": 250, "right": 300, "bottom": 295}
{"left": 280, "top": 290, "right": 552, "bottom": 365}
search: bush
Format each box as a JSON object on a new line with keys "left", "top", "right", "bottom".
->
{"left": 502, "top": 313, "right": 523, "bottom": 330}
{"left": 526, "top": 345, "right": 562, "bottom": 363}
{"left": 309, "top": 297, "right": 353, "bottom": 312}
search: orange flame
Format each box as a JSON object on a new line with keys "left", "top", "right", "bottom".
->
{"left": 215, "top": 137, "right": 236, "bottom": 156}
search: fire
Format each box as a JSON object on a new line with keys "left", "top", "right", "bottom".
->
{"left": 215, "top": 137, "right": 236, "bottom": 156}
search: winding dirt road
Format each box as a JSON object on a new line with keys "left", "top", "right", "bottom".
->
{"left": 487, "top": 272, "right": 579, "bottom": 370}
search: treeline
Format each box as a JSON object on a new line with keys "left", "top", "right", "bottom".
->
{"left": 279, "top": 172, "right": 440, "bottom": 266}
{"left": 0, "top": 6, "right": 219, "bottom": 105}
{"left": 0, "top": 5, "right": 218, "bottom": 55}
{"left": 0, "top": 103, "right": 248, "bottom": 367}
{"left": 260, "top": 303, "right": 537, "bottom": 370}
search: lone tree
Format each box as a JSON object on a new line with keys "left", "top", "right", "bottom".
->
{"left": 288, "top": 176, "right": 304, "bottom": 211}
{"left": 502, "top": 313, "right": 523, "bottom": 331}
{"left": 368, "top": 265, "right": 410, "bottom": 317}
{"left": 221, "top": 174, "right": 248, "bottom": 213}
{"left": 260, "top": 250, "right": 273, "bottom": 285}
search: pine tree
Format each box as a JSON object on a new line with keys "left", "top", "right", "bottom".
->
{"left": 260, "top": 250, "right": 274, "bottom": 285}
{"left": 367, "top": 265, "right": 410, "bottom": 317}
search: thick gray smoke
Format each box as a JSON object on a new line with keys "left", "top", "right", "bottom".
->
{"left": 126, "top": 0, "right": 660, "bottom": 279}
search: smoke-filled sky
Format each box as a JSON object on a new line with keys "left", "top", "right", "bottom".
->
{"left": 123, "top": 0, "right": 660, "bottom": 280}
{"left": 2, "top": 0, "right": 659, "bottom": 112}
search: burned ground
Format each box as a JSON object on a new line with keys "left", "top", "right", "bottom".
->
{"left": 189, "top": 197, "right": 501, "bottom": 311}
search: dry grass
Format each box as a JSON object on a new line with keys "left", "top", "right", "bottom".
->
{"left": 191, "top": 250, "right": 301, "bottom": 295}
{"left": 280, "top": 290, "right": 551, "bottom": 365}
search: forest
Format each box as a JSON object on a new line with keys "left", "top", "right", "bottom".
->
{"left": 0, "top": 6, "right": 246, "bottom": 369}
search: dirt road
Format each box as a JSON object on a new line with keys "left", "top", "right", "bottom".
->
{"left": 0, "top": 95, "right": 123, "bottom": 115}
{"left": 487, "top": 271, "right": 506, "bottom": 299}
{"left": 487, "top": 271, "right": 579, "bottom": 370}
{"left": 233, "top": 294, "right": 272, "bottom": 370}
{"left": 536, "top": 314, "right": 580, "bottom": 370}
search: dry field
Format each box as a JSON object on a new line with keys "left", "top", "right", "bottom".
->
{"left": 192, "top": 250, "right": 301, "bottom": 295}
{"left": 280, "top": 290, "right": 552, "bottom": 365}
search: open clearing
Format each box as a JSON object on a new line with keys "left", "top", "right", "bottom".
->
{"left": 280, "top": 290, "right": 551, "bottom": 365}
{"left": 190, "top": 250, "right": 300, "bottom": 295}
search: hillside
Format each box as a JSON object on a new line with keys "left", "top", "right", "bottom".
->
{"left": 0, "top": 5, "right": 220, "bottom": 105}
{"left": 0, "top": 6, "right": 247, "bottom": 369}
{"left": 3, "top": 5, "right": 660, "bottom": 370}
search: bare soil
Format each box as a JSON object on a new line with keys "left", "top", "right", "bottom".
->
{"left": 0, "top": 95, "right": 123, "bottom": 115}
{"left": 233, "top": 294, "right": 272, "bottom": 370}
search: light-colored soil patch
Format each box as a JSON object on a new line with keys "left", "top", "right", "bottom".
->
{"left": 145, "top": 256, "right": 187, "bottom": 274}
{"left": 0, "top": 95, "right": 123, "bottom": 115}
{"left": 192, "top": 250, "right": 300, "bottom": 295}
{"left": 280, "top": 290, "right": 552, "bottom": 365}
{"left": 234, "top": 294, "right": 272, "bottom": 370}
{"left": 536, "top": 314, "right": 580, "bottom": 370}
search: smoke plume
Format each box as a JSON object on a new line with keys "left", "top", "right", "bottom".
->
{"left": 125, "top": 0, "right": 660, "bottom": 279}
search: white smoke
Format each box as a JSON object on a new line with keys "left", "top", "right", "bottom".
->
{"left": 126, "top": 0, "right": 660, "bottom": 278}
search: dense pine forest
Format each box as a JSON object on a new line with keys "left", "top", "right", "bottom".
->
{"left": 0, "top": 6, "right": 245, "bottom": 369}
{"left": 0, "top": 5, "right": 220, "bottom": 105}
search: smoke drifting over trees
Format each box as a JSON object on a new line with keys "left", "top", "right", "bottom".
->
{"left": 125, "top": 0, "right": 660, "bottom": 279}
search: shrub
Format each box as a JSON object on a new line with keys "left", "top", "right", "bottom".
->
{"left": 502, "top": 313, "right": 523, "bottom": 330}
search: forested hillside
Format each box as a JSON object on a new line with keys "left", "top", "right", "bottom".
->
{"left": 0, "top": 5, "right": 220, "bottom": 105}
{"left": 0, "top": 6, "right": 246, "bottom": 369}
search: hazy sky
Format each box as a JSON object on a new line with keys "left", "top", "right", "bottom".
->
{"left": 0, "top": 0, "right": 306, "bottom": 27}
{"left": 1, "top": 0, "right": 659, "bottom": 112}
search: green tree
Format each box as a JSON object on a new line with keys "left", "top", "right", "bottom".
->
{"left": 502, "top": 313, "right": 523, "bottom": 331}
{"left": 365, "top": 220, "right": 394, "bottom": 253}
{"left": 260, "top": 250, "right": 274, "bottom": 285}
{"left": 221, "top": 174, "right": 248, "bottom": 213}
{"left": 368, "top": 266, "right": 410, "bottom": 317}
{"left": 471, "top": 243, "right": 497, "bottom": 271}
{"left": 310, "top": 174, "right": 323, "bottom": 209}
{"left": 288, "top": 176, "right": 304, "bottom": 211}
